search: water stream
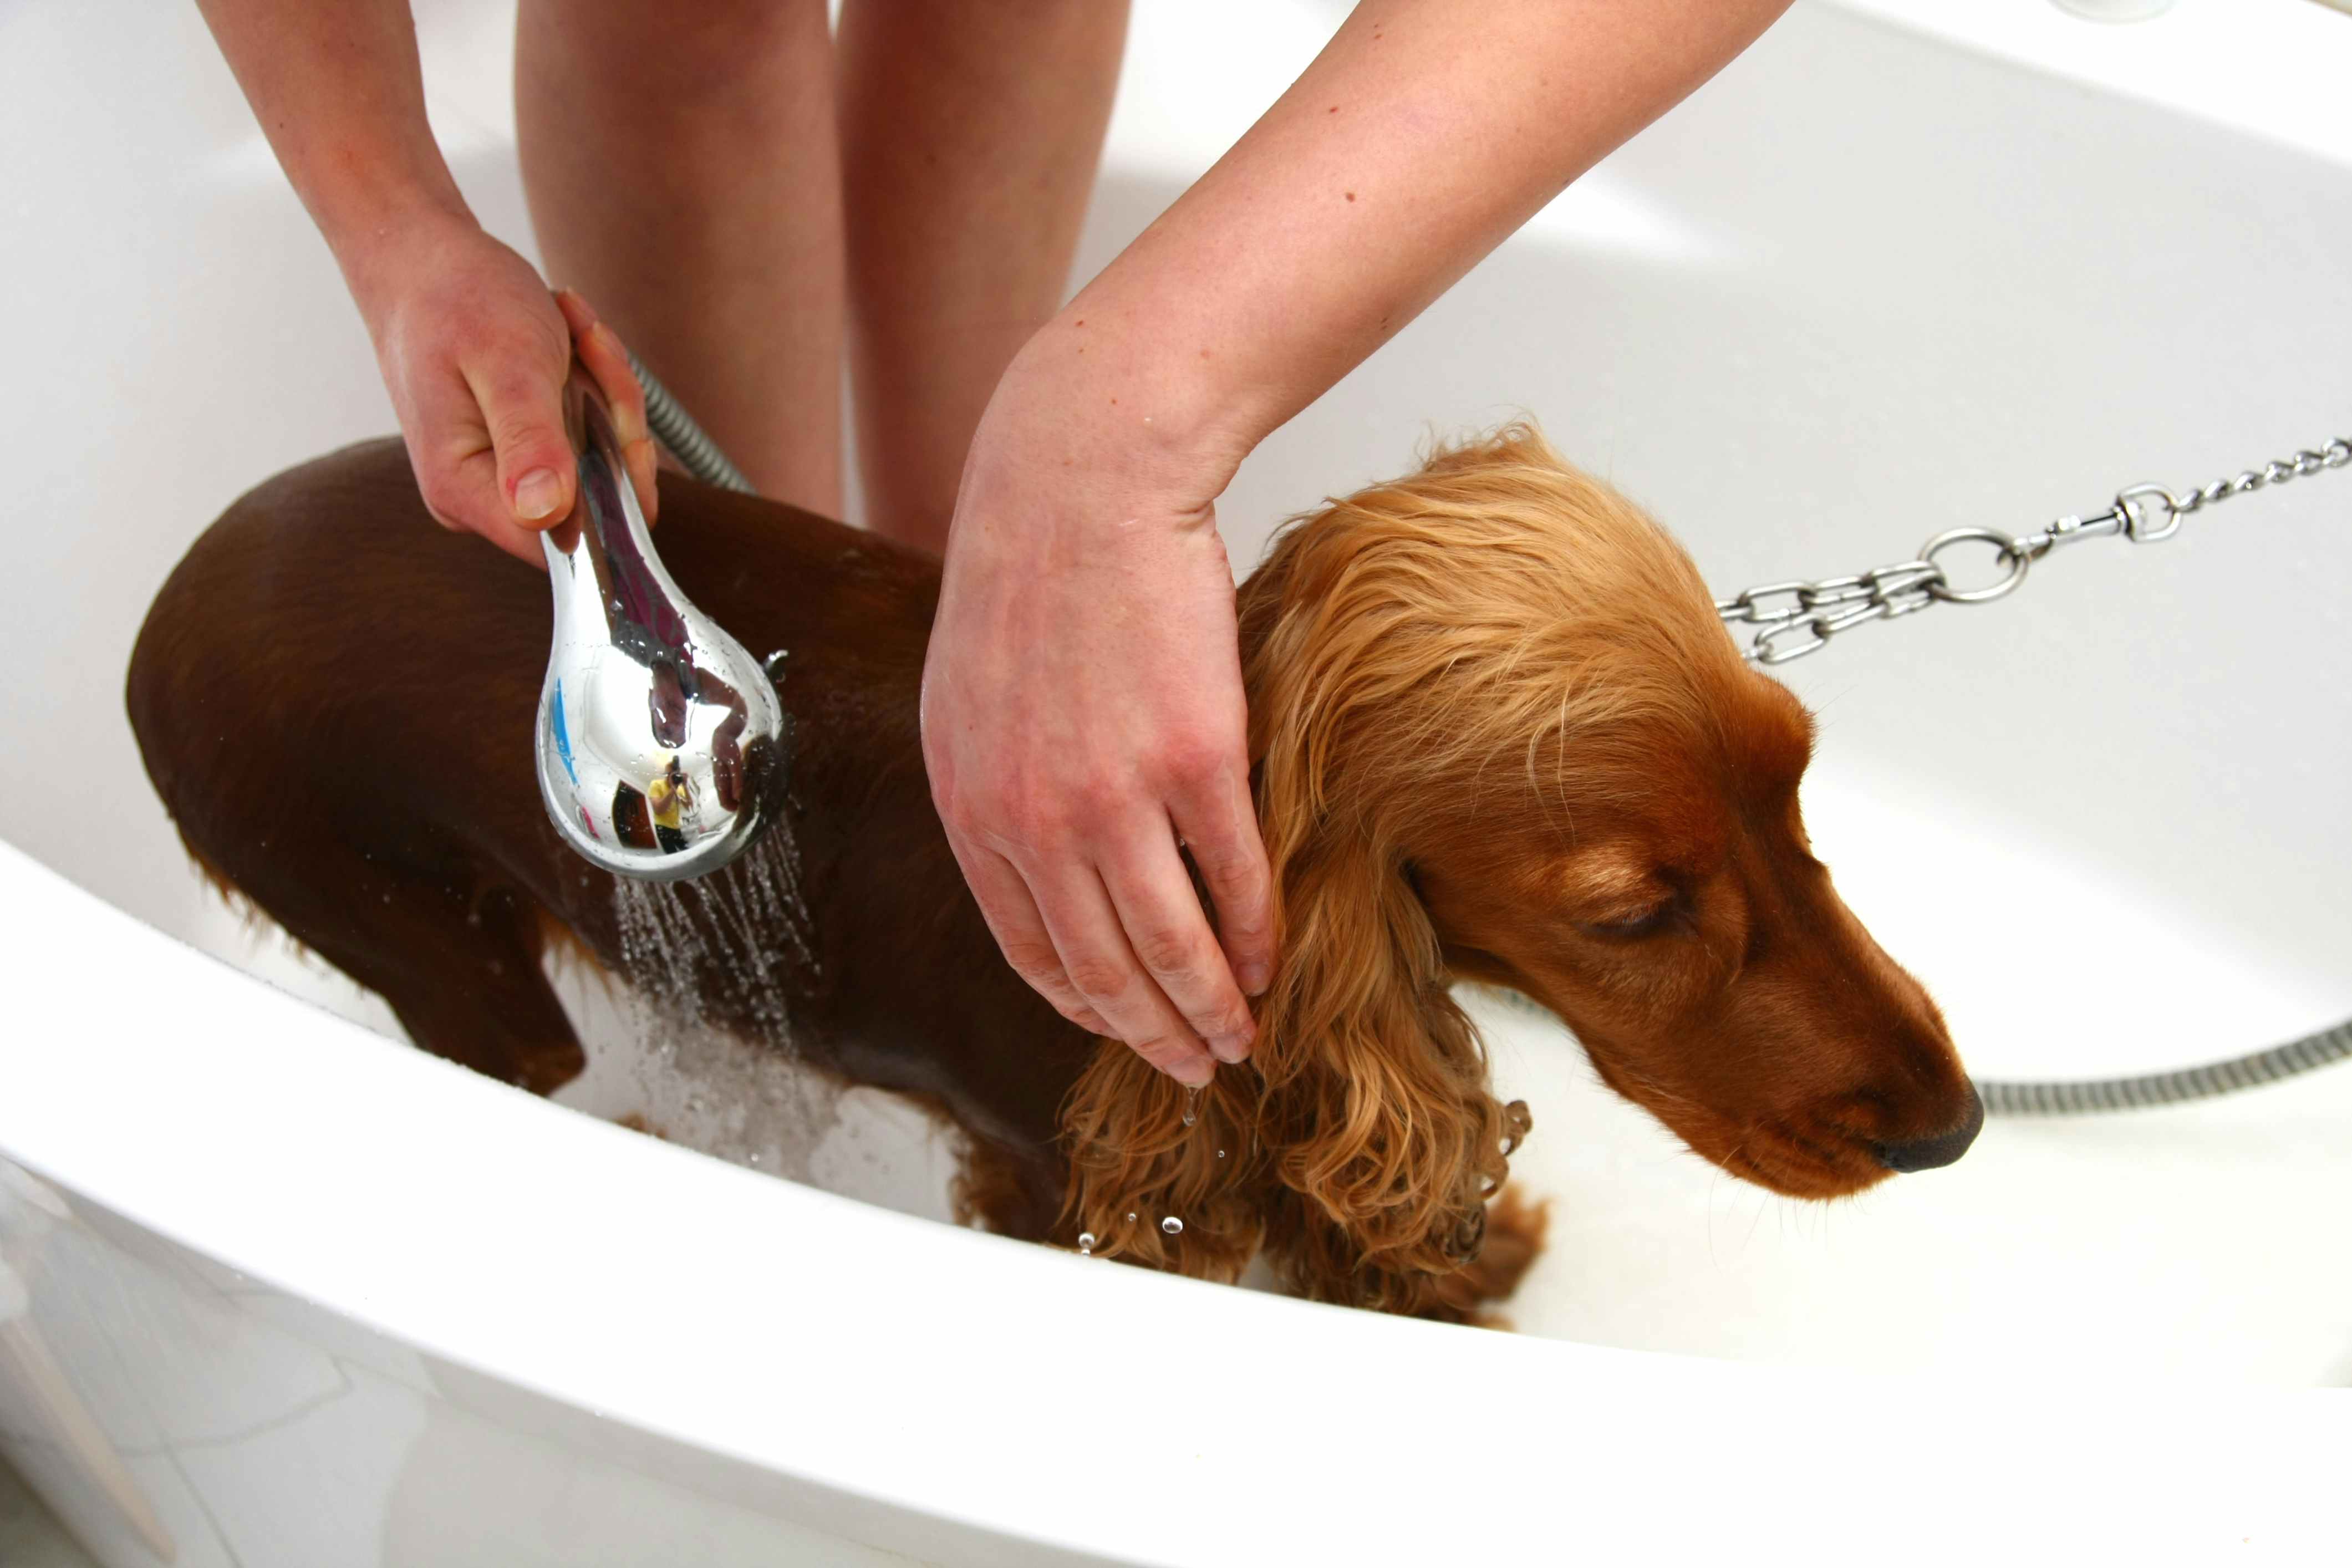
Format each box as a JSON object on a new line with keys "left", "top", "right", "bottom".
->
{"left": 604, "top": 819, "right": 834, "bottom": 1177}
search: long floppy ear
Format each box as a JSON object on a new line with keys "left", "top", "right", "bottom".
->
{"left": 1245, "top": 810, "right": 1519, "bottom": 1314}
{"left": 1235, "top": 477, "right": 1526, "bottom": 1313}
{"left": 1060, "top": 1042, "right": 1267, "bottom": 1282}
{"left": 1060, "top": 455, "right": 1551, "bottom": 1305}
{"left": 1053, "top": 814, "right": 1520, "bottom": 1303}
{"left": 1058, "top": 487, "right": 1520, "bottom": 1307}
{"left": 1053, "top": 822, "right": 1519, "bottom": 1306}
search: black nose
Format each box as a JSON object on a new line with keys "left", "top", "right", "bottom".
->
{"left": 1874, "top": 1086, "right": 1983, "bottom": 1173}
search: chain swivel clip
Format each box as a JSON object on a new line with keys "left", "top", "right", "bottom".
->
{"left": 1717, "top": 431, "right": 2349, "bottom": 666}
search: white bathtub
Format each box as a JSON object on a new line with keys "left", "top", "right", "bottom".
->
{"left": 4, "top": 0, "right": 2350, "bottom": 1561}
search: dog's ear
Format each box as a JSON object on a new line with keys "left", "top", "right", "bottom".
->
{"left": 1056, "top": 658, "right": 1515, "bottom": 1300}
{"left": 1060, "top": 1043, "right": 1266, "bottom": 1281}
{"left": 1062, "top": 463, "right": 1544, "bottom": 1303}
{"left": 1244, "top": 818, "right": 1515, "bottom": 1311}
{"left": 1055, "top": 821, "right": 1516, "bottom": 1308}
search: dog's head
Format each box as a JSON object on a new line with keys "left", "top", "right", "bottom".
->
{"left": 1238, "top": 426, "right": 1978, "bottom": 1206}
{"left": 1060, "top": 427, "right": 1976, "bottom": 1313}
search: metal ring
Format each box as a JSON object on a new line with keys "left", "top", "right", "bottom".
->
{"left": 2114, "top": 482, "right": 2183, "bottom": 543}
{"left": 1920, "top": 527, "right": 2030, "bottom": 604}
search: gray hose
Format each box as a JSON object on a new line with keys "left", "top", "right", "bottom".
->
{"left": 1478, "top": 981, "right": 2350, "bottom": 1118}
{"left": 622, "top": 348, "right": 757, "bottom": 495}
{"left": 1977, "top": 1014, "right": 2352, "bottom": 1116}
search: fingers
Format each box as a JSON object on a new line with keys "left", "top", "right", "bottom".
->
{"left": 403, "top": 370, "right": 556, "bottom": 567}
{"left": 952, "top": 814, "right": 1220, "bottom": 1086}
{"left": 555, "top": 289, "right": 660, "bottom": 525}
{"left": 1170, "top": 766, "right": 1275, "bottom": 1000}
{"left": 945, "top": 836, "right": 1114, "bottom": 1039}
{"left": 1098, "top": 822, "right": 1257, "bottom": 1065}
{"left": 928, "top": 721, "right": 1269, "bottom": 1085}
{"left": 457, "top": 335, "right": 577, "bottom": 546}
{"left": 1024, "top": 857, "right": 1218, "bottom": 1087}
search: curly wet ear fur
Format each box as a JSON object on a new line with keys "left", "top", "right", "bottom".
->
{"left": 1057, "top": 831, "right": 1519, "bottom": 1312}
{"left": 1058, "top": 429, "right": 1608, "bottom": 1314}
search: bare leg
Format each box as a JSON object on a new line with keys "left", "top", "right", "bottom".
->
{"left": 515, "top": 0, "right": 844, "bottom": 516}
{"left": 837, "top": 0, "right": 1129, "bottom": 554}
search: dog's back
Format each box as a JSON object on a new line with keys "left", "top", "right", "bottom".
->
{"left": 128, "top": 441, "right": 1091, "bottom": 1192}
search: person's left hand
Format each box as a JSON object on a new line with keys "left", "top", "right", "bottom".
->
{"left": 920, "top": 339, "right": 1275, "bottom": 1086}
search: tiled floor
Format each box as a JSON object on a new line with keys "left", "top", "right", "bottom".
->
{"left": 0, "top": 1457, "right": 100, "bottom": 1568}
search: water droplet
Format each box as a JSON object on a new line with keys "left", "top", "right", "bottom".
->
{"left": 1216, "top": 1148, "right": 1226, "bottom": 1159}
{"left": 1077, "top": 1231, "right": 1096, "bottom": 1256}
{"left": 1125, "top": 1212, "right": 1137, "bottom": 1224}
{"left": 1160, "top": 1216, "right": 1184, "bottom": 1235}
{"left": 1181, "top": 1086, "right": 1200, "bottom": 1128}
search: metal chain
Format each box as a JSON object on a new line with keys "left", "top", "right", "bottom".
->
{"left": 1717, "top": 435, "right": 2352, "bottom": 665}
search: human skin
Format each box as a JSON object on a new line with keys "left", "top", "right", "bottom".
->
{"left": 922, "top": 0, "right": 1795, "bottom": 1086}
{"left": 195, "top": 0, "right": 1120, "bottom": 556}
{"left": 192, "top": 0, "right": 660, "bottom": 564}
{"left": 835, "top": 1, "right": 1132, "bottom": 554}
{"left": 513, "top": 0, "right": 1131, "bottom": 553}
{"left": 513, "top": 0, "right": 848, "bottom": 521}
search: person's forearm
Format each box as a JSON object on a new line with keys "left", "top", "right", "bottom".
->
{"left": 1022, "top": 0, "right": 1791, "bottom": 480}
{"left": 194, "top": 0, "right": 474, "bottom": 297}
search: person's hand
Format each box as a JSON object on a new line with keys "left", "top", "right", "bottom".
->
{"left": 921, "top": 340, "right": 1275, "bottom": 1086}
{"left": 345, "top": 213, "right": 657, "bottom": 564}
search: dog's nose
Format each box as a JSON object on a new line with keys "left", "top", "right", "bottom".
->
{"left": 1874, "top": 1086, "right": 1983, "bottom": 1173}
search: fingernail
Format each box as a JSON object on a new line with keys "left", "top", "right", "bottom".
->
{"left": 1169, "top": 1057, "right": 1214, "bottom": 1088}
{"left": 1238, "top": 961, "right": 1271, "bottom": 996}
{"left": 514, "top": 467, "right": 563, "bottom": 521}
{"left": 593, "top": 320, "right": 631, "bottom": 371}
{"left": 1207, "top": 1030, "right": 1251, "bottom": 1064}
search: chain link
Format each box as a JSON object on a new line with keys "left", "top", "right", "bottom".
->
{"left": 1718, "top": 435, "right": 2352, "bottom": 665}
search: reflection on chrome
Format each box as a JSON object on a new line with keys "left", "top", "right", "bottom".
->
{"left": 535, "top": 373, "right": 792, "bottom": 882}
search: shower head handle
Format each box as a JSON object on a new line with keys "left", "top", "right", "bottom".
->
{"left": 532, "top": 369, "right": 792, "bottom": 882}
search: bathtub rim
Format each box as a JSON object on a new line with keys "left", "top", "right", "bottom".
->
{"left": 2, "top": 838, "right": 2348, "bottom": 1561}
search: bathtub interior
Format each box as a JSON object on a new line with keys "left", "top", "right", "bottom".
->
{"left": 5, "top": 0, "right": 2351, "bottom": 1393}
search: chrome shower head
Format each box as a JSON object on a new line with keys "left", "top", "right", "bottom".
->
{"left": 533, "top": 371, "right": 791, "bottom": 881}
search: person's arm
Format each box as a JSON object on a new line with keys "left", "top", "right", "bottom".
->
{"left": 923, "top": 0, "right": 1791, "bottom": 1084}
{"left": 194, "top": 0, "right": 654, "bottom": 558}
{"left": 1034, "top": 0, "right": 1795, "bottom": 504}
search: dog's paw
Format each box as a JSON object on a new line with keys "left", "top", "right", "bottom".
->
{"left": 1428, "top": 1183, "right": 1552, "bottom": 1328}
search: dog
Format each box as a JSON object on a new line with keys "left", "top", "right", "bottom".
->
{"left": 126, "top": 424, "right": 1979, "bottom": 1320}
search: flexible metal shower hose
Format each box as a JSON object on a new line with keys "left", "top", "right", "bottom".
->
{"left": 623, "top": 349, "right": 758, "bottom": 495}
{"left": 1976, "top": 1014, "right": 2352, "bottom": 1116}
{"left": 1480, "top": 987, "right": 2351, "bottom": 1117}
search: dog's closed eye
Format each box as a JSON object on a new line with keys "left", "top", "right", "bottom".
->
{"left": 1561, "top": 853, "right": 1691, "bottom": 941}
{"left": 1577, "top": 893, "right": 1682, "bottom": 941}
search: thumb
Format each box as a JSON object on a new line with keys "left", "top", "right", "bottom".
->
{"left": 465, "top": 359, "right": 577, "bottom": 530}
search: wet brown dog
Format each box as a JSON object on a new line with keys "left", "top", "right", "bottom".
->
{"left": 126, "top": 426, "right": 1978, "bottom": 1318}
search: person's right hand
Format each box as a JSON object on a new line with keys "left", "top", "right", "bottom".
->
{"left": 345, "top": 214, "right": 656, "bottom": 564}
